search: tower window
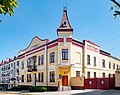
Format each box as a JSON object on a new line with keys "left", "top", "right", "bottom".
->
{"left": 62, "top": 49, "right": 68, "bottom": 60}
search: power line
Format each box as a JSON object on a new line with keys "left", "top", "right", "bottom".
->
{"left": 99, "top": 36, "right": 120, "bottom": 44}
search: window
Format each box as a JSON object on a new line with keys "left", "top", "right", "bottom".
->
{"left": 76, "top": 71, "right": 80, "bottom": 77}
{"left": 87, "top": 71, "right": 90, "bottom": 78}
{"left": 11, "top": 63, "right": 13, "bottom": 67}
{"left": 38, "top": 56, "right": 41, "bottom": 65}
{"left": 21, "top": 75, "right": 24, "bottom": 82}
{"left": 50, "top": 52, "right": 55, "bottom": 63}
{"left": 38, "top": 72, "right": 44, "bottom": 82}
{"left": 113, "top": 63, "right": 115, "bottom": 70}
{"left": 109, "top": 62, "right": 111, "bottom": 69}
{"left": 102, "top": 59, "right": 105, "bottom": 68}
{"left": 117, "top": 64, "right": 119, "bottom": 70}
{"left": 27, "top": 74, "right": 31, "bottom": 82}
{"left": 94, "top": 72, "right": 96, "bottom": 78}
{"left": 14, "top": 62, "right": 15, "bottom": 69}
{"left": 102, "top": 73, "right": 105, "bottom": 78}
{"left": 87, "top": 55, "right": 90, "bottom": 65}
{"left": 41, "top": 55, "right": 44, "bottom": 64}
{"left": 11, "top": 70, "right": 13, "bottom": 74}
{"left": 50, "top": 71, "right": 55, "bottom": 82}
{"left": 17, "top": 61, "right": 19, "bottom": 66}
{"left": 21, "top": 61, "right": 24, "bottom": 69}
{"left": 62, "top": 49, "right": 68, "bottom": 60}
{"left": 27, "top": 57, "right": 32, "bottom": 67}
{"left": 94, "top": 57, "right": 96, "bottom": 66}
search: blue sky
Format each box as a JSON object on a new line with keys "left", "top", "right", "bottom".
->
{"left": 0, "top": 0, "right": 120, "bottom": 61}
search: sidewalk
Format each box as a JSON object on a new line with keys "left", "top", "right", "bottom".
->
{"left": 0, "top": 89, "right": 96, "bottom": 95}
{"left": 22, "top": 89, "right": 96, "bottom": 95}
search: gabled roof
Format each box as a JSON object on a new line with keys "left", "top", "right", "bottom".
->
{"left": 57, "top": 8, "right": 73, "bottom": 31}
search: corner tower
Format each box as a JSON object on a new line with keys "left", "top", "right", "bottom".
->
{"left": 57, "top": 8, "right": 73, "bottom": 38}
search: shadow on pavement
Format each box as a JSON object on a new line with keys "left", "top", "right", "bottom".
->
{"left": 72, "top": 90, "right": 120, "bottom": 95}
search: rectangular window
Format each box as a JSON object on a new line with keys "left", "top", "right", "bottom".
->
{"left": 94, "top": 57, "right": 96, "bottom": 66}
{"left": 87, "top": 55, "right": 90, "bottom": 65}
{"left": 14, "top": 62, "right": 15, "bottom": 69}
{"left": 17, "top": 61, "right": 19, "bottom": 66}
{"left": 27, "top": 74, "right": 31, "bottom": 82}
{"left": 117, "top": 64, "right": 119, "bottom": 70}
{"left": 41, "top": 55, "right": 44, "bottom": 64}
{"left": 109, "top": 62, "right": 111, "bottom": 69}
{"left": 38, "top": 56, "right": 41, "bottom": 65}
{"left": 11, "top": 63, "right": 13, "bottom": 67}
{"left": 11, "top": 70, "right": 13, "bottom": 74}
{"left": 113, "top": 63, "right": 115, "bottom": 70}
{"left": 21, "top": 61, "right": 24, "bottom": 69}
{"left": 87, "top": 71, "right": 90, "bottom": 78}
{"left": 94, "top": 72, "right": 96, "bottom": 78}
{"left": 62, "top": 49, "right": 68, "bottom": 60}
{"left": 38, "top": 72, "right": 44, "bottom": 82}
{"left": 21, "top": 75, "right": 24, "bottom": 82}
{"left": 50, "top": 71, "right": 55, "bottom": 82}
{"left": 50, "top": 52, "right": 55, "bottom": 63}
{"left": 76, "top": 71, "right": 80, "bottom": 77}
{"left": 102, "top": 59, "right": 105, "bottom": 68}
{"left": 102, "top": 73, "right": 105, "bottom": 78}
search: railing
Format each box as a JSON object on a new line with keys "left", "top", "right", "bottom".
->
{"left": 27, "top": 65, "right": 37, "bottom": 72}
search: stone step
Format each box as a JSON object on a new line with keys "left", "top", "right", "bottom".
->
{"left": 58, "top": 86, "right": 71, "bottom": 91}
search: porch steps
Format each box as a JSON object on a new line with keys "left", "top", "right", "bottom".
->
{"left": 58, "top": 86, "right": 71, "bottom": 91}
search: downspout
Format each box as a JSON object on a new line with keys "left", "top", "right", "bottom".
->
{"left": 46, "top": 45, "right": 48, "bottom": 87}
{"left": 82, "top": 43, "right": 85, "bottom": 89}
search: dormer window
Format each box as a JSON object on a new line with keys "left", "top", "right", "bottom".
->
{"left": 62, "top": 20, "right": 67, "bottom": 27}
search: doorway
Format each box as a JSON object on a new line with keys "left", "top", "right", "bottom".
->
{"left": 62, "top": 76, "right": 68, "bottom": 86}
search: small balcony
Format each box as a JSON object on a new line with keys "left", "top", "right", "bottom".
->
{"left": 32, "top": 65, "right": 37, "bottom": 71}
{"left": 28, "top": 65, "right": 37, "bottom": 72}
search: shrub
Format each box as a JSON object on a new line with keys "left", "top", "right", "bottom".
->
{"left": 28, "top": 86, "right": 47, "bottom": 92}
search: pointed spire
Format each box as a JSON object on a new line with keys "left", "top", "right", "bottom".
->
{"left": 57, "top": 7, "right": 73, "bottom": 32}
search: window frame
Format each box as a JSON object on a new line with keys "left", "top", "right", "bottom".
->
{"left": 21, "top": 75, "right": 24, "bottom": 82}
{"left": 41, "top": 55, "right": 44, "bottom": 65}
{"left": 87, "top": 71, "right": 90, "bottom": 78}
{"left": 94, "top": 57, "right": 96, "bottom": 66}
{"left": 38, "top": 56, "right": 41, "bottom": 65}
{"left": 94, "top": 72, "right": 96, "bottom": 78}
{"left": 50, "top": 52, "right": 55, "bottom": 63}
{"left": 109, "top": 62, "right": 111, "bottom": 69}
{"left": 76, "top": 71, "right": 80, "bottom": 77}
{"left": 102, "top": 72, "right": 105, "bottom": 78}
{"left": 38, "top": 72, "right": 44, "bottom": 82}
{"left": 50, "top": 71, "right": 55, "bottom": 82}
{"left": 62, "top": 49, "right": 68, "bottom": 60}
{"left": 102, "top": 59, "right": 105, "bottom": 68}
{"left": 21, "top": 61, "right": 24, "bottom": 69}
{"left": 87, "top": 55, "right": 90, "bottom": 65}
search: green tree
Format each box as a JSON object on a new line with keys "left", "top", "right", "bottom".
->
{"left": 111, "top": 0, "right": 120, "bottom": 18}
{"left": 0, "top": 0, "right": 18, "bottom": 16}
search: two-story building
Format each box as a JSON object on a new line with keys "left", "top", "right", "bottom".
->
{"left": 18, "top": 8, "right": 120, "bottom": 90}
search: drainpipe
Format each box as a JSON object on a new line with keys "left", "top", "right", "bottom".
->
{"left": 82, "top": 43, "right": 85, "bottom": 89}
{"left": 46, "top": 45, "right": 48, "bottom": 87}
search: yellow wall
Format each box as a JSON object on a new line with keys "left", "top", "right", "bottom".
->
{"left": 70, "top": 76, "right": 84, "bottom": 86}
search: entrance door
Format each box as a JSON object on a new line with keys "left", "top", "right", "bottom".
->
{"left": 62, "top": 76, "right": 68, "bottom": 86}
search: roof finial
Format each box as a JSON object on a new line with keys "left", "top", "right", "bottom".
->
{"left": 63, "top": 3, "right": 67, "bottom": 11}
